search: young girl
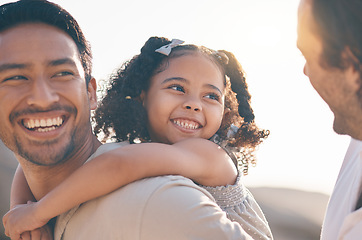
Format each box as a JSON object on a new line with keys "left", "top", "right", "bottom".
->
{"left": 4, "top": 37, "right": 272, "bottom": 239}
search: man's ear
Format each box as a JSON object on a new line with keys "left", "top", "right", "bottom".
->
{"left": 343, "top": 47, "right": 361, "bottom": 92}
{"left": 88, "top": 78, "right": 97, "bottom": 110}
{"left": 343, "top": 64, "right": 361, "bottom": 94}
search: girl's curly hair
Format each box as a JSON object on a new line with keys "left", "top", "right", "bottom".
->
{"left": 93, "top": 36, "right": 269, "bottom": 173}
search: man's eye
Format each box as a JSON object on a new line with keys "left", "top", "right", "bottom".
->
{"left": 53, "top": 71, "right": 73, "bottom": 77}
{"left": 2, "top": 75, "right": 27, "bottom": 82}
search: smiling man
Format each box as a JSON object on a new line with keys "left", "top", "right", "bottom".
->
{"left": 297, "top": 0, "right": 362, "bottom": 239}
{"left": 0, "top": 1, "right": 252, "bottom": 239}
{"left": 0, "top": 23, "right": 97, "bottom": 168}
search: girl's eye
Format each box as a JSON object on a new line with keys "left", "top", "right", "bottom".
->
{"left": 205, "top": 93, "right": 220, "bottom": 101}
{"left": 169, "top": 85, "right": 185, "bottom": 93}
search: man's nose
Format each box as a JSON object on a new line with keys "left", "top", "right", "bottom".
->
{"left": 26, "top": 77, "right": 60, "bottom": 108}
{"left": 303, "top": 64, "right": 308, "bottom": 76}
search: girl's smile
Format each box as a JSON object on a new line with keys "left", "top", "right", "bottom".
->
{"left": 171, "top": 118, "right": 202, "bottom": 133}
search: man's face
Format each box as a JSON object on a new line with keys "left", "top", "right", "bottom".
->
{"left": 0, "top": 23, "right": 97, "bottom": 165}
{"left": 297, "top": 0, "right": 361, "bottom": 136}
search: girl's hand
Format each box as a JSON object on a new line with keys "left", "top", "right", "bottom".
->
{"left": 17, "top": 225, "right": 53, "bottom": 240}
{"left": 3, "top": 201, "right": 50, "bottom": 240}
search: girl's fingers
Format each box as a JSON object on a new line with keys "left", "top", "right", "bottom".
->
{"left": 41, "top": 226, "right": 54, "bottom": 240}
{"left": 3, "top": 211, "right": 9, "bottom": 228}
{"left": 41, "top": 227, "right": 53, "bottom": 240}
{"left": 20, "top": 231, "right": 30, "bottom": 240}
{"left": 29, "top": 228, "right": 42, "bottom": 240}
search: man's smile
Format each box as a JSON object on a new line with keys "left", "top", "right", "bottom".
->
{"left": 22, "top": 116, "right": 64, "bottom": 132}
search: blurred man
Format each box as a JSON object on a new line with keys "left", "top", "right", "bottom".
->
{"left": 0, "top": 0, "right": 251, "bottom": 239}
{"left": 297, "top": 0, "right": 362, "bottom": 239}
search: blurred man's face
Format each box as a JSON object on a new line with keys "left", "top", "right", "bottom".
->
{"left": 297, "top": 0, "right": 361, "bottom": 137}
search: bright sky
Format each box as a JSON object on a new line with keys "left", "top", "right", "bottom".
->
{"left": 54, "top": 0, "right": 350, "bottom": 196}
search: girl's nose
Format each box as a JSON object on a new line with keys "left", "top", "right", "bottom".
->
{"left": 183, "top": 97, "right": 202, "bottom": 112}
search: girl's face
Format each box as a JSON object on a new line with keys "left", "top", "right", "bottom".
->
{"left": 143, "top": 53, "right": 225, "bottom": 144}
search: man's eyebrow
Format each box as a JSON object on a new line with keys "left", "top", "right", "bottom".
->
{"left": 48, "top": 58, "right": 78, "bottom": 67}
{"left": 0, "top": 58, "right": 77, "bottom": 72}
{"left": 0, "top": 63, "right": 28, "bottom": 72}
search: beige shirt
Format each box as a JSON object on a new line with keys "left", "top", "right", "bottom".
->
{"left": 54, "top": 142, "right": 253, "bottom": 240}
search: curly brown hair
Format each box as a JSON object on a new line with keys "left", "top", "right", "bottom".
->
{"left": 94, "top": 37, "right": 269, "bottom": 173}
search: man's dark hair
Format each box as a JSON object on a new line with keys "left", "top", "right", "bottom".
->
{"left": 311, "top": 0, "right": 362, "bottom": 103}
{"left": 311, "top": 0, "right": 361, "bottom": 71}
{"left": 0, "top": 0, "right": 93, "bottom": 84}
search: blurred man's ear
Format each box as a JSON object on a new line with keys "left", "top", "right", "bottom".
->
{"left": 343, "top": 47, "right": 361, "bottom": 92}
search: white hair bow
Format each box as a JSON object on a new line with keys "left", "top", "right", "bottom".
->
{"left": 155, "top": 39, "right": 185, "bottom": 56}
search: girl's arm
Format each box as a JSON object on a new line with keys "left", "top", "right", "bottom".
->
{"left": 3, "top": 138, "right": 237, "bottom": 237}
{"left": 10, "top": 164, "right": 35, "bottom": 209}
{"left": 5, "top": 165, "right": 53, "bottom": 240}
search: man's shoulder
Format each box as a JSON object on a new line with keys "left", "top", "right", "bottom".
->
{"left": 89, "top": 141, "right": 130, "bottom": 160}
{"left": 77, "top": 175, "right": 213, "bottom": 211}
{"left": 105, "top": 175, "right": 213, "bottom": 204}
{"left": 57, "top": 175, "right": 248, "bottom": 240}
{"left": 71, "top": 175, "right": 216, "bottom": 229}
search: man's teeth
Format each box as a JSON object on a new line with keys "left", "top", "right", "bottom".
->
{"left": 24, "top": 117, "right": 63, "bottom": 132}
{"left": 37, "top": 126, "right": 57, "bottom": 132}
{"left": 173, "top": 120, "right": 199, "bottom": 129}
